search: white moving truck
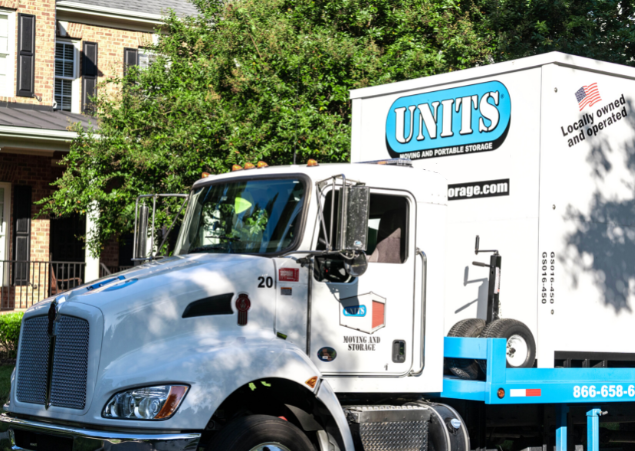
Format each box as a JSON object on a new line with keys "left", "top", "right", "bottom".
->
{"left": 1, "top": 52, "right": 635, "bottom": 451}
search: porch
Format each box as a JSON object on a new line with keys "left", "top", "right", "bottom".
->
{"left": 0, "top": 260, "right": 86, "bottom": 310}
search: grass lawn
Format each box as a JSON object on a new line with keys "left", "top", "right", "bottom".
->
{"left": 0, "top": 366, "right": 13, "bottom": 407}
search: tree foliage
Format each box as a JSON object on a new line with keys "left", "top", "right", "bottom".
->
{"left": 40, "top": 0, "right": 493, "bottom": 256}
{"left": 482, "top": 0, "right": 635, "bottom": 65}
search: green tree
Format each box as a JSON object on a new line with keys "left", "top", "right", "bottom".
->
{"left": 40, "top": 0, "right": 494, "bottom": 256}
{"left": 482, "top": 0, "right": 635, "bottom": 65}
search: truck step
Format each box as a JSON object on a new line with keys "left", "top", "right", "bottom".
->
{"left": 343, "top": 405, "right": 430, "bottom": 451}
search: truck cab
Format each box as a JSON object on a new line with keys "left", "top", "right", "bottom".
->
{"left": 0, "top": 161, "right": 449, "bottom": 451}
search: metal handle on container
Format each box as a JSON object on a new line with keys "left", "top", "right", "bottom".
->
{"left": 409, "top": 248, "right": 427, "bottom": 377}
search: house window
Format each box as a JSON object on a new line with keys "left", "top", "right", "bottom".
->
{"left": 138, "top": 50, "right": 157, "bottom": 70}
{"left": 55, "top": 42, "right": 76, "bottom": 111}
{"left": 0, "top": 11, "right": 15, "bottom": 97}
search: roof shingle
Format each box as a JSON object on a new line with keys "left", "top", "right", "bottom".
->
{"left": 0, "top": 103, "right": 96, "bottom": 132}
{"left": 58, "top": 0, "right": 198, "bottom": 18}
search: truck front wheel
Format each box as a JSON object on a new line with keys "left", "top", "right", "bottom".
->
{"left": 206, "top": 415, "right": 316, "bottom": 451}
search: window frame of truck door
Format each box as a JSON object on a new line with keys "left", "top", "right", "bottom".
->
{"left": 311, "top": 185, "right": 416, "bottom": 271}
{"left": 185, "top": 173, "right": 312, "bottom": 258}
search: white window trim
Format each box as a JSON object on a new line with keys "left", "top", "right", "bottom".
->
{"left": 0, "top": 181, "right": 11, "bottom": 286}
{"left": 139, "top": 48, "right": 171, "bottom": 72}
{"left": 0, "top": 9, "right": 15, "bottom": 98}
{"left": 138, "top": 48, "right": 156, "bottom": 70}
{"left": 54, "top": 39, "right": 81, "bottom": 113}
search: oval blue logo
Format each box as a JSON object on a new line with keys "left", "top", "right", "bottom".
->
{"left": 385, "top": 81, "right": 511, "bottom": 160}
{"left": 343, "top": 305, "right": 367, "bottom": 317}
{"left": 317, "top": 347, "right": 337, "bottom": 362}
{"left": 103, "top": 279, "right": 138, "bottom": 292}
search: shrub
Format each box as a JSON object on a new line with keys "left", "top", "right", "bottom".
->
{"left": 0, "top": 313, "right": 23, "bottom": 359}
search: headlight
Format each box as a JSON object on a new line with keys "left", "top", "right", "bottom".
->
{"left": 102, "top": 385, "right": 189, "bottom": 420}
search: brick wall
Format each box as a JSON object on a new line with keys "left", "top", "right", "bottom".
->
{"left": 0, "top": 152, "right": 59, "bottom": 264}
{"left": 61, "top": 22, "right": 152, "bottom": 102}
{"left": 0, "top": 4, "right": 155, "bottom": 309}
{"left": 0, "top": 0, "right": 56, "bottom": 106}
{"left": 0, "top": 0, "right": 152, "bottom": 109}
{"left": 100, "top": 237, "right": 119, "bottom": 268}
{"left": 30, "top": 219, "right": 49, "bottom": 261}
{"left": 0, "top": 153, "right": 58, "bottom": 309}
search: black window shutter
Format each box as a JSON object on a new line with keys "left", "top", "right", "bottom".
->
{"left": 16, "top": 14, "right": 35, "bottom": 98}
{"left": 13, "top": 186, "right": 32, "bottom": 286}
{"left": 82, "top": 41, "right": 98, "bottom": 114}
{"left": 123, "top": 47, "right": 138, "bottom": 76}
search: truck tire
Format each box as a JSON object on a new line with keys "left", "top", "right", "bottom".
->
{"left": 446, "top": 319, "right": 486, "bottom": 380}
{"left": 478, "top": 319, "right": 536, "bottom": 371}
{"left": 206, "top": 414, "right": 316, "bottom": 451}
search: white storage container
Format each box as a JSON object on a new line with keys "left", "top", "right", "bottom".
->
{"left": 350, "top": 52, "right": 635, "bottom": 367}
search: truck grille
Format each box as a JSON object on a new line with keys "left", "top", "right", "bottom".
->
{"left": 16, "top": 317, "right": 50, "bottom": 405}
{"left": 50, "top": 316, "right": 90, "bottom": 409}
{"left": 16, "top": 315, "right": 90, "bottom": 410}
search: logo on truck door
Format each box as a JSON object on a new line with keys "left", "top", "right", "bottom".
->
{"left": 340, "top": 292, "right": 386, "bottom": 334}
{"left": 385, "top": 80, "right": 511, "bottom": 160}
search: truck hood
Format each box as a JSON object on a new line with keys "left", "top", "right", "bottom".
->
{"left": 56, "top": 253, "right": 279, "bottom": 372}
{"left": 12, "top": 253, "right": 314, "bottom": 426}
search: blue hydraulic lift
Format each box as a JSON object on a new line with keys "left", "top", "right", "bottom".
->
{"left": 440, "top": 337, "right": 635, "bottom": 451}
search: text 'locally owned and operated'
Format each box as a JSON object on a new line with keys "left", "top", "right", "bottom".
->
{"left": 560, "top": 94, "right": 628, "bottom": 147}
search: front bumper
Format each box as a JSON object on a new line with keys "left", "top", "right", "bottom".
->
{"left": 0, "top": 414, "right": 201, "bottom": 451}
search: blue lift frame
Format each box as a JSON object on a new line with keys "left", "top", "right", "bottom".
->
{"left": 440, "top": 337, "right": 635, "bottom": 451}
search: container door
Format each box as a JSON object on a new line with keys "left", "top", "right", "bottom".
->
{"left": 309, "top": 188, "right": 417, "bottom": 376}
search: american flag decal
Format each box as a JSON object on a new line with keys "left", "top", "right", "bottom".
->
{"left": 575, "top": 83, "right": 602, "bottom": 111}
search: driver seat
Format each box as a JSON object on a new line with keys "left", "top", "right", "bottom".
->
{"left": 368, "top": 209, "right": 406, "bottom": 263}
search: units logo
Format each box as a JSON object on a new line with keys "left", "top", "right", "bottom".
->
{"left": 340, "top": 292, "right": 386, "bottom": 335}
{"left": 343, "top": 305, "right": 367, "bottom": 317}
{"left": 385, "top": 81, "right": 511, "bottom": 160}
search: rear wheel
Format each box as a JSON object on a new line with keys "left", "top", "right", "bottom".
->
{"left": 206, "top": 415, "right": 316, "bottom": 451}
{"left": 446, "top": 318, "right": 486, "bottom": 379}
{"left": 478, "top": 319, "right": 536, "bottom": 371}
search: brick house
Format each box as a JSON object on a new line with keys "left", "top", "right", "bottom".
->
{"left": 0, "top": 0, "right": 196, "bottom": 310}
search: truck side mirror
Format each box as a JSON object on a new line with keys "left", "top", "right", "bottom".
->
{"left": 338, "top": 185, "right": 370, "bottom": 252}
{"left": 133, "top": 204, "right": 149, "bottom": 261}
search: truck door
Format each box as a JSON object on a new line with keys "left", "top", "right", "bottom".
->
{"left": 308, "top": 188, "right": 417, "bottom": 376}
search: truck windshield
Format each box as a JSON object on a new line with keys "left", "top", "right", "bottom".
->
{"left": 174, "top": 178, "right": 306, "bottom": 255}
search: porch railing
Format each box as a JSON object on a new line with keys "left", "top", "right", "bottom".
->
{"left": 99, "top": 264, "right": 133, "bottom": 278}
{"left": 0, "top": 260, "right": 86, "bottom": 311}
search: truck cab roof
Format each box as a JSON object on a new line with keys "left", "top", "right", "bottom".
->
{"left": 192, "top": 161, "right": 448, "bottom": 206}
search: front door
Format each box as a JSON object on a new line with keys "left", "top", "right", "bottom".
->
{"left": 0, "top": 182, "right": 10, "bottom": 286}
{"left": 50, "top": 213, "right": 86, "bottom": 262}
{"left": 309, "top": 188, "right": 417, "bottom": 376}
